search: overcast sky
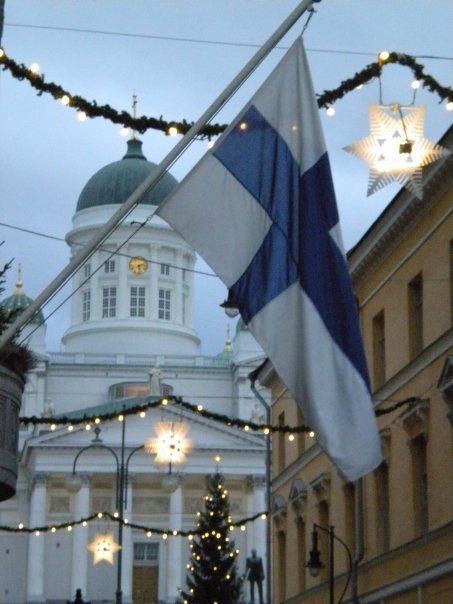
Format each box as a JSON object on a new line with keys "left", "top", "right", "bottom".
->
{"left": 0, "top": 0, "right": 452, "bottom": 355}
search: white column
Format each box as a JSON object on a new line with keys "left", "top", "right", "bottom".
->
{"left": 118, "top": 250, "right": 129, "bottom": 318}
{"left": 174, "top": 250, "right": 183, "bottom": 324}
{"left": 166, "top": 479, "right": 183, "bottom": 602}
{"left": 70, "top": 474, "right": 91, "bottom": 600}
{"left": 121, "top": 479, "right": 134, "bottom": 604}
{"left": 26, "top": 473, "right": 48, "bottom": 603}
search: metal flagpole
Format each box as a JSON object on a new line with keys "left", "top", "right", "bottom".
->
{"left": 0, "top": 0, "right": 314, "bottom": 352}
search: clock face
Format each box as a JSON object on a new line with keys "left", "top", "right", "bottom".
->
{"left": 129, "top": 256, "right": 148, "bottom": 275}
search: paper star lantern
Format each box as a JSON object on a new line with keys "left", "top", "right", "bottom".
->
{"left": 344, "top": 104, "right": 450, "bottom": 198}
{"left": 145, "top": 422, "right": 190, "bottom": 466}
{"left": 88, "top": 533, "right": 121, "bottom": 565}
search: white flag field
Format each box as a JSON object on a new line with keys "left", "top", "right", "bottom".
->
{"left": 158, "top": 37, "right": 382, "bottom": 480}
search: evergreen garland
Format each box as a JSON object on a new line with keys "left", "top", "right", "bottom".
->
{"left": 180, "top": 473, "right": 243, "bottom": 603}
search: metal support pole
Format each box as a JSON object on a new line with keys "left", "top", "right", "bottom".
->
{"left": 0, "top": 0, "right": 314, "bottom": 352}
{"left": 250, "top": 383, "right": 271, "bottom": 604}
{"left": 115, "top": 416, "right": 126, "bottom": 604}
{"left": 329, "top": 526, "right": 335, "bottom": 604}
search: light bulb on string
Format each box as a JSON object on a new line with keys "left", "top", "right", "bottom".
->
{"left": 120, "top": 127, "right": 130, "bottom": 138}
{"left": 77, "top": 111, "right": 88, "bottom": 122}
{"left": 446, "top": 101, "right": 453, "bottom": 111}
{"left": 326, "top": 106, "right": 335, "bottom": 117}
{"left": 168, "top": 126, "right": 178, "bottom": 137}
{"left": 411, "top": 80, "right": 421, "bottom": 90}
{"left": 60, "top": 95, "right": 70, "bottom": 106}
{"left": 29, "top": 62, "right": 40, "bottom": 74}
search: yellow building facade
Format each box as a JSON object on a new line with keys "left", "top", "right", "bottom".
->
{"left": 258, "top": 128, "right": 453, "bottom": 603}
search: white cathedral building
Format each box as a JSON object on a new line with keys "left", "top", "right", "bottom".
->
{"left": 0, "top": 138, "right": 268, "bottom": 604}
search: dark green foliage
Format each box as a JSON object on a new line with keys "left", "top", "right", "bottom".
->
{"left": 0, "top": 261, "right": 36, "bottom": 377}
{"left": 180, "top": 473, "right": 243, "bottom": 604}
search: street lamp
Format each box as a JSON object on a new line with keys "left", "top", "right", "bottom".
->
{"left": 220, "top": 290, "right": 240, "bottom": 318}
{"left": 306, "top": 524, "right": 352, "bottom": 604}
{"left": 66, "top": 422, "right": 143, "bottom": 604}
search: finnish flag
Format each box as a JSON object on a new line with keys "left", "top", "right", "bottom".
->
{"left": 158, "top": 37, "right": 382, "bottom": 480}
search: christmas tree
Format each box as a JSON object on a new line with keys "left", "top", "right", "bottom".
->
{"left": 180, "top": 472, "right": 243, "bottom": 603}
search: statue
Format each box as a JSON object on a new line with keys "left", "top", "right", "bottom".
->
{"left": 67, "top": 588, "right": 90, "bottom": 604}
{"left": 245, "top": 549, "right": 265, "bottom": 604}
{"left": 148, "top": 366, "right": 163, "bottom": 396}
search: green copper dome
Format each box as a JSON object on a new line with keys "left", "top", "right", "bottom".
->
{"left": 0, "top": 270, "right": 44, "bottom": 326}
{"left": 76, "top": 139, "right": 178, "bottom": 212}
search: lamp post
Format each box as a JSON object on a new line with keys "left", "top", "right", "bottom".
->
{"left": 305, "top": 524, "right": 353, "bottom": 604}
{"left": 66, "top": 420, "right": 142, "bottom": 604}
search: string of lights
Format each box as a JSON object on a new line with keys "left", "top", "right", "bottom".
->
{"left": 0, "top": 47, "right": 451, "bottom": 137}
{"left": 18, "top": 394, "right": 420, "bottom": 433}
{"left": 0, "top": 510, "right": 266, "bottom": 537}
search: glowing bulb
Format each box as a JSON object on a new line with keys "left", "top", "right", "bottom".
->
{"left": 124, "top": 519, "right": 129, "bottom": 524}
{"left": 77, "top": 111, "right": 88, "bottom": 122}
{"left": 173, "top": 530, "right": 178, "bottom": 536}
{"left": 411, "top": 80, "right": 421, "bottom": 90}
{"left": 85, "top": 423, "right": 91, "bottom": 431}
{"left": 120, "top": 127, "right": 130, "bottom": 137}
{"left": 67, "top": 525, "right": 72, "bottom": 532}
{"left": 139, "top": 411, "right": 146, "bottom": 418}
{"left": 51, "top": 527, "right": 56, "bottom": 533}
{"left": 147, "top": 531, "right": 152, "bottom": 537}
{"left": 60, "top": 95, "right": 70, "bottom": 106}
{"left": 118, "top": 414, "right": 124, "bottom": 422}
{"left": 197, "top": 404, "right": 203, "bottom": 412}
{"left": 168, "top": 126, "right": 178, "bottom": 137}
{"left": 18, "top": 523, "right": 24, "bottom": 530}
{"left": 29, "top": 62, "right": 40, "bottom": 74}
{"left": 261, "top": 513, "right": 267, "bottom": 520}
{"left": 50, "top": 423, "right": 56, "bottom": 431}
{"left": 326, "top": 106, "right": 335, "bottom": 117}
{"left": 288, "top": 433, "right": 295, "bottom": 442}
{"left": 161, "top": 397, "right": 168, "bottom": 406}
{"left": 243, "top": 425, "right": 249, "bottom": 432}
{"left": 35, "top": 530, "right": 40, "bottom": 536}
{"left": 240, "top": 525, "right": 246, "bottom": 532}
{"left": 309, "top": 430, "right": 315, "bottom": 438}
{"left": 355, "top": 84, "right": 363, "bottom": 90}
{"left": 207, "top": 140, "right": 214, "bottom": 149}
{"left": 97, "top": 512, "right": 103, "bottom": 519}
{"left": 67, "top": 425, "right": 73, "bottom": 432}
{"left": 0, "top": 48, "right": 4, "bottom": 59}
{"left": 188, "top": 534, "right": 193, "bottom": 540}
{"left": 263, "top": 427, "right": 270, "bottom": 435}
{"left": 94, "top": 417, "right": 101, "bottom": 424}
{"left": 113, "top": 511, "right": 119, "bottom": 518}
{"left": 214, "top": 455, "right": 221, "bottom": 463}
{"left": 446, "top": 101, "right": 453, "bottom": 111}
{"left": 239, "top": 122, "right": 247, "bottom": 131}
{"left": 82, "top": 521, "right": 87, "bottom": 527}
{"left": 379, "top": 51, "right": 390, "bottom": 62}
{"left": 162, "top": 533, "right": 168, "bottom": 540}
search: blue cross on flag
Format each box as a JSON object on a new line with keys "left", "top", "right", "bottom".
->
{"left": 158, "top": 37, "right": 382, "bottom": 480}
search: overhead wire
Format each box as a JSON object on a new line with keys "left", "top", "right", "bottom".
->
{"left": 4, "top": 22, "right": 453, "bottom": 60}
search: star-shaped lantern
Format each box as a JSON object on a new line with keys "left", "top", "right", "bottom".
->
{"left": 344, "top": 104, "right": 450, "bottom": 199}
{"left": 145, "top": 422, "right": 190, "bottom": 466}
{"left": 88, "top": 533, "right": 121, "bottom": 565}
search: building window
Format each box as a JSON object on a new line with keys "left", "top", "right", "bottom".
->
{"left": 408, "top": 273, "right": 423, "bottom": 359}
{"left": 372, "top": 310, "right": 386, "bottom": 389}
{"left": 134, "top": 542, "right": 159, "bottom": 562}
{"left": 102, "top": 287, "right": 117, "bottom": 318}
{"left": 344, "top": 482, "right": 356, "bottom": 555}
{"left": 278, "top": 412, "right": 286, "bottom": 473}
{"left": 82, "top": 290, "right": 91, "bottom": 322}
{"left": 104, "top": 259, "right": 116, "bottom": 274}
{"left": 318, "top": 500, "right": 329, "bottom": 581}
{"left": 160, "top": 263, "right": 170, "bottom": 276}
{"left": 83, "top": 263, "right": 91, "bottom": 279}
{"left": 296, "top": 518, "right": 306, "bottom": 593}
{"left": 277, "top": 530, "right": 286, "bottom": 603}
{"left": 411, "top": 434, "right": 428, "bottom": 536}
{"left": 130, "top": 286, "right": 146, "bottom": 318}
{"left": 375, "top": 461, "right": 390, "bottom": 553}
{"left": 182, "top": 293, "right": 187, "bottom": 325}
{"left": 158, "top": 289, "right": 171, "bottom": 320}
{"left": 182, "top": 268, "right": 187, "bottom": 282}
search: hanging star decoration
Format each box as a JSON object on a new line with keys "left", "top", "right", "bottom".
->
{"left": 344, "top": 104, "right": 450, "bottom": 199}
{"left": 145, "top": 421, "right": 191, "bottom": 466}
{"left": 88, "top": 533, "right": 121, "bottom": 565}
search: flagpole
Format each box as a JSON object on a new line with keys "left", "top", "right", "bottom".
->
{"left": 0, "top": 0, "right": 314, "bottom": 351}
